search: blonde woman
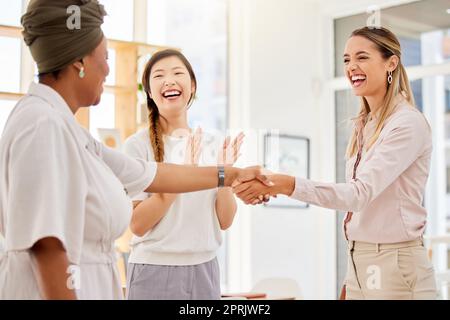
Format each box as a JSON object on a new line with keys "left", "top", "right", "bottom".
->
{"left": 233, "top": 27, "right": 437, "bottom": 300}
{"left": 124, "top": 49, "right": 243, "bottom": 300}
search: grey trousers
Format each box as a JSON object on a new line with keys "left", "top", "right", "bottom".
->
{"left": 126, "top": 258, "right": 221, "bottom": 300}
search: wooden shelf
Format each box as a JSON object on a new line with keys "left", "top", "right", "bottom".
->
{"left": 0, "top": 25, "right": 22, "bottom": 38}
{"left": 108, "top": 39, "right": 172, "bottom": 57}
{"left": 0, "top": 91, "right": 24, "bottom": 101}
{"left": 104, "top": 85, "right": 136, "bottom": 95}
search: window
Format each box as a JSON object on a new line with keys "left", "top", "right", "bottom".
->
{"left": 101, "top": 0, "right": 134, "bottom": 41}
{"left": 0, "top": 0, "right": 22, "bottom": 27}
{"left": 445, "top": 76, "right": 450, "bottom": 113}
{"left": 411, "top": 79, "right": 423, "bottom": 112}
{"left": 334, "top": 1, "right": 450, "bottom": 77}
{"left": 334, "top": 89, "right": 358, "bottom": 291}
{"left": 0, "top": 99, "right": 15, "bottom": 134}
{"left": 105, "top": 49, "right": 116, "bottom": 86}
{"left": 148, "top": 0, "right": 229, "bottom": 288}
{"left": 89, "top": 93, "right": 115, "bottom": 140}
{"left": 0, "top": 0, "right": 23, "bottom": 136}
{"left": 147, "top": 0, "right": 228, "bottom": 131}
{"left": 0, "top": 37, "right": 21, "bottom": 93}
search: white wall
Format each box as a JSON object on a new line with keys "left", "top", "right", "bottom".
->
{"left": 228, "top": 0, "right": 337, "bottom": 299}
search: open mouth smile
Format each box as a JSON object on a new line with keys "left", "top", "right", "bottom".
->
{"left": 162, "top": 89, "right": 182, "bottom": 100}
{"left": 350, "top": 74, "right": 366, "bottom": 88}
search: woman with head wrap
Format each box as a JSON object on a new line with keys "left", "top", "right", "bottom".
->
{"left": 0, "top": 0, "right": 270, "bottom": 299}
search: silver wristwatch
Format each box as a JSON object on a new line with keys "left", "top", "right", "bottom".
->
{"left": 218, "top": 166, "right": 225, "bottom": 188}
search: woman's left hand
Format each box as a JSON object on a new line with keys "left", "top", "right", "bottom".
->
{"left": 218, "top": 132, "right": 245, "bottom": 167}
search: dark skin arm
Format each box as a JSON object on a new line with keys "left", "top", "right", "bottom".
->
{"left": 145, "top": 164, "right": 273, "bottom": 194}
{"left": 31, "top": 237, "right": 77, "bottom": 300}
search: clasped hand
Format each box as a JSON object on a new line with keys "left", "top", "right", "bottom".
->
{"left": 231, "top": 167, "right": 279, "bottom": 205}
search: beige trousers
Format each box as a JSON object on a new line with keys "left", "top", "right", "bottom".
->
{"left": 344, "top": 239, "right": 437, "bottom": 300}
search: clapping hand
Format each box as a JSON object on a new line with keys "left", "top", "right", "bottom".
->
{"left": 218, "top": 132, "right": 245, "bottom": 167}
{"left": 184, "top": 127, "right": 203, "bottom": 166}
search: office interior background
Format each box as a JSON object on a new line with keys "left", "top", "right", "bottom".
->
{"left": 0, "top": 0, "right": 449, "bottom": 299}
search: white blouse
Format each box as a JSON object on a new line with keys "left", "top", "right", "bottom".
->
{"left": 0, "top": 83, "right": 156, "bottom": 299}
{"left": 291, "top": 99, "right": 432, "bottom": 243}
{"left": 123, "top": 129, "right": 222, "bottom": 266}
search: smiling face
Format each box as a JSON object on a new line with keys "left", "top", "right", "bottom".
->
{"left": 148, "top": 55, "right": 196, "bottom": 118}
{"left": 343, "top": 35, "right": 396, "bottom": 98}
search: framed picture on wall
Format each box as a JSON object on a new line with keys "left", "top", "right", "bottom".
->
{"left": 263, "top": 133, "right": 310, "bottom": 208}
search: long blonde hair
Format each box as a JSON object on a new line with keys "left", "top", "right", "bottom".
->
{"left": 346, "top": 27, "right": 415, "bottom": 158}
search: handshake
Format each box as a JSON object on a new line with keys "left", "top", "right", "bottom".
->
{"left": 183, "top": 130, "right": 295, "bottom": 205}
{"left": 228, "top": 166, "right": 296, "bottom": 205}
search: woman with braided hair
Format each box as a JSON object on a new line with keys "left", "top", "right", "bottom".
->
{"left": 124, "top": 49, "right": 243, "bottom": 300}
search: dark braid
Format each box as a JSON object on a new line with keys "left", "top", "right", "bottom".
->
{"left": 146, "top": 92, "right": 164, "bottom": 162}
